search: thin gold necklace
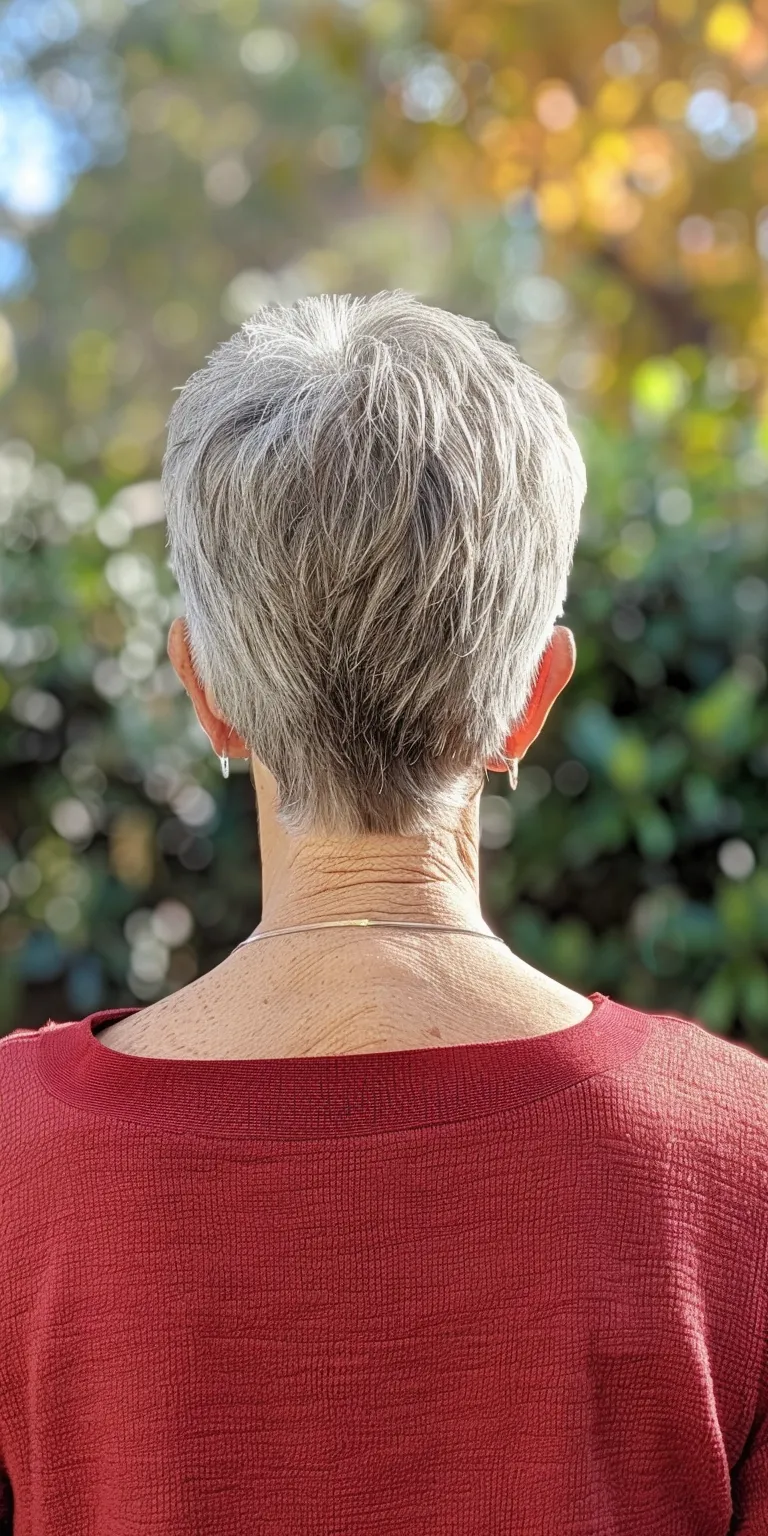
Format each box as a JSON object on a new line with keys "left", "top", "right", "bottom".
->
{"left": 233, "top": 918, "right": 505, "bottom": 948}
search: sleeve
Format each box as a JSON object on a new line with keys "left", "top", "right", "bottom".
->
{"left": 731, "top": 1367, "right": 768, "bottom": 1530}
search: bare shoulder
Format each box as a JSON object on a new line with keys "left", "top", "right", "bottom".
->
{"left": 98, "top": 975, "right": 219, "bottom": 1057}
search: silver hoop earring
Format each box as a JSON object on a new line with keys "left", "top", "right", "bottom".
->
{"left": 219, "top": 753, "right": 230, "bottom": 779}
{"left": 508, "top": 758, "right": 518, "bottom": 792}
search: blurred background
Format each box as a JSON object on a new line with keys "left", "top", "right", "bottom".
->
{"left": 0, "top": 0, "right": 767, "bottom": 1045}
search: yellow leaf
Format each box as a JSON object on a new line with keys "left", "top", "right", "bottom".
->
{"left": 591, "top": 131, "right": 633, "bottom": 167}
{"left": 536, "top": 179, "right": 579, "bottom": 230}
{"left": 632, "top": 357, "right": 689, "bottom": 417}
{"left": 705, "top": 2, "right": 752, "bottom": 54}
{"left": 594, "top": 79, "right": 641, "bottom": 126}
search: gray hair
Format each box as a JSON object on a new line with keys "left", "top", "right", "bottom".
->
{"left": 162, "top": 289, "right": 586, "bottom": 838}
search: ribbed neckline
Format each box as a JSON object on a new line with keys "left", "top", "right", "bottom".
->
{"left": 32, "top": 994, "right": 654, "bottom": 1141}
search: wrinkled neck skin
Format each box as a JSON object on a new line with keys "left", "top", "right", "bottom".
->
{"left": 100, "top": 766, "right": 593, "bottom": 1059}
{"left": 254, "top": 767, "right": 487, "bottom": 948}
{"left": 239, "top": 766, "right": 533, "bottom": 1053}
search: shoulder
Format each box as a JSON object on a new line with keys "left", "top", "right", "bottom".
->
{"left": 606, "top": 1004, "right": 768, "bottom": 1207}
{"left": 646, "top": 1007, "right": 768, "bottom": 1113}
{"left": 0, "top": 1025, "right": 51, "bottom": 1161}
{"left": 0, "top": 1024, "right": 42, "bottom": 1085}
{"left": 0, "top": 1017, "right": 67, "bottom": 1085}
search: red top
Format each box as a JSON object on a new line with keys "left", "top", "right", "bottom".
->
{"left": 1, "top": 993, "right": 767, "bottom": 1534}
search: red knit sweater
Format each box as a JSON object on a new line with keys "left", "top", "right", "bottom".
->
{"left": 1, "top": 993, "right": 767, "bottom": 1534}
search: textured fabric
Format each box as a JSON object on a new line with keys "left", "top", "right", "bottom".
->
{"left": 1, "top": 993, "right": 768, "bottom": 1534}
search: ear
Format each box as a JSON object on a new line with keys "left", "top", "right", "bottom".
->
{"left": 488, "top": 626, "right": 576, "bottom": 770}
{"left": 167, "top": 617, "right": 251, "bottom": 760}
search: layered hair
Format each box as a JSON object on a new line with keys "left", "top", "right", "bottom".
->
{"left": 162, "top": 289, "right": 586, "bottom": 838}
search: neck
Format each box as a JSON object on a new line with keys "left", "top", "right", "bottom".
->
{"left": 255, "top": 886, "right": 491, "bottom": 938}
{"left": 103, "top": 781, "right": 593, "bottom": 1061}
{"left": 254, "top": 775, "right": 487, "bottom": 938}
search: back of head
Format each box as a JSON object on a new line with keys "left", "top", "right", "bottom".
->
{"left": 162, "top": 289, "right": 587, "bottom": 839}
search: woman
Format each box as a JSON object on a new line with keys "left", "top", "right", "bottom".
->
{"left": 1, "top": 290, "right": 766, "bottom": 1534}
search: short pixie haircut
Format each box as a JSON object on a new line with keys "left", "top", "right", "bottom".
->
{"left": 162, "top": 289, "right": 586, "bottom": 838}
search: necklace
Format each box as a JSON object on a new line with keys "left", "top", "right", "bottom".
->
{"left": 233, "top": 918, "right": 505, "bottom": 948}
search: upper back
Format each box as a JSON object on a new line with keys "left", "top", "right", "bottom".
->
{"left": 1, "top": 1001, "right": 767, "bottom": 1534}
